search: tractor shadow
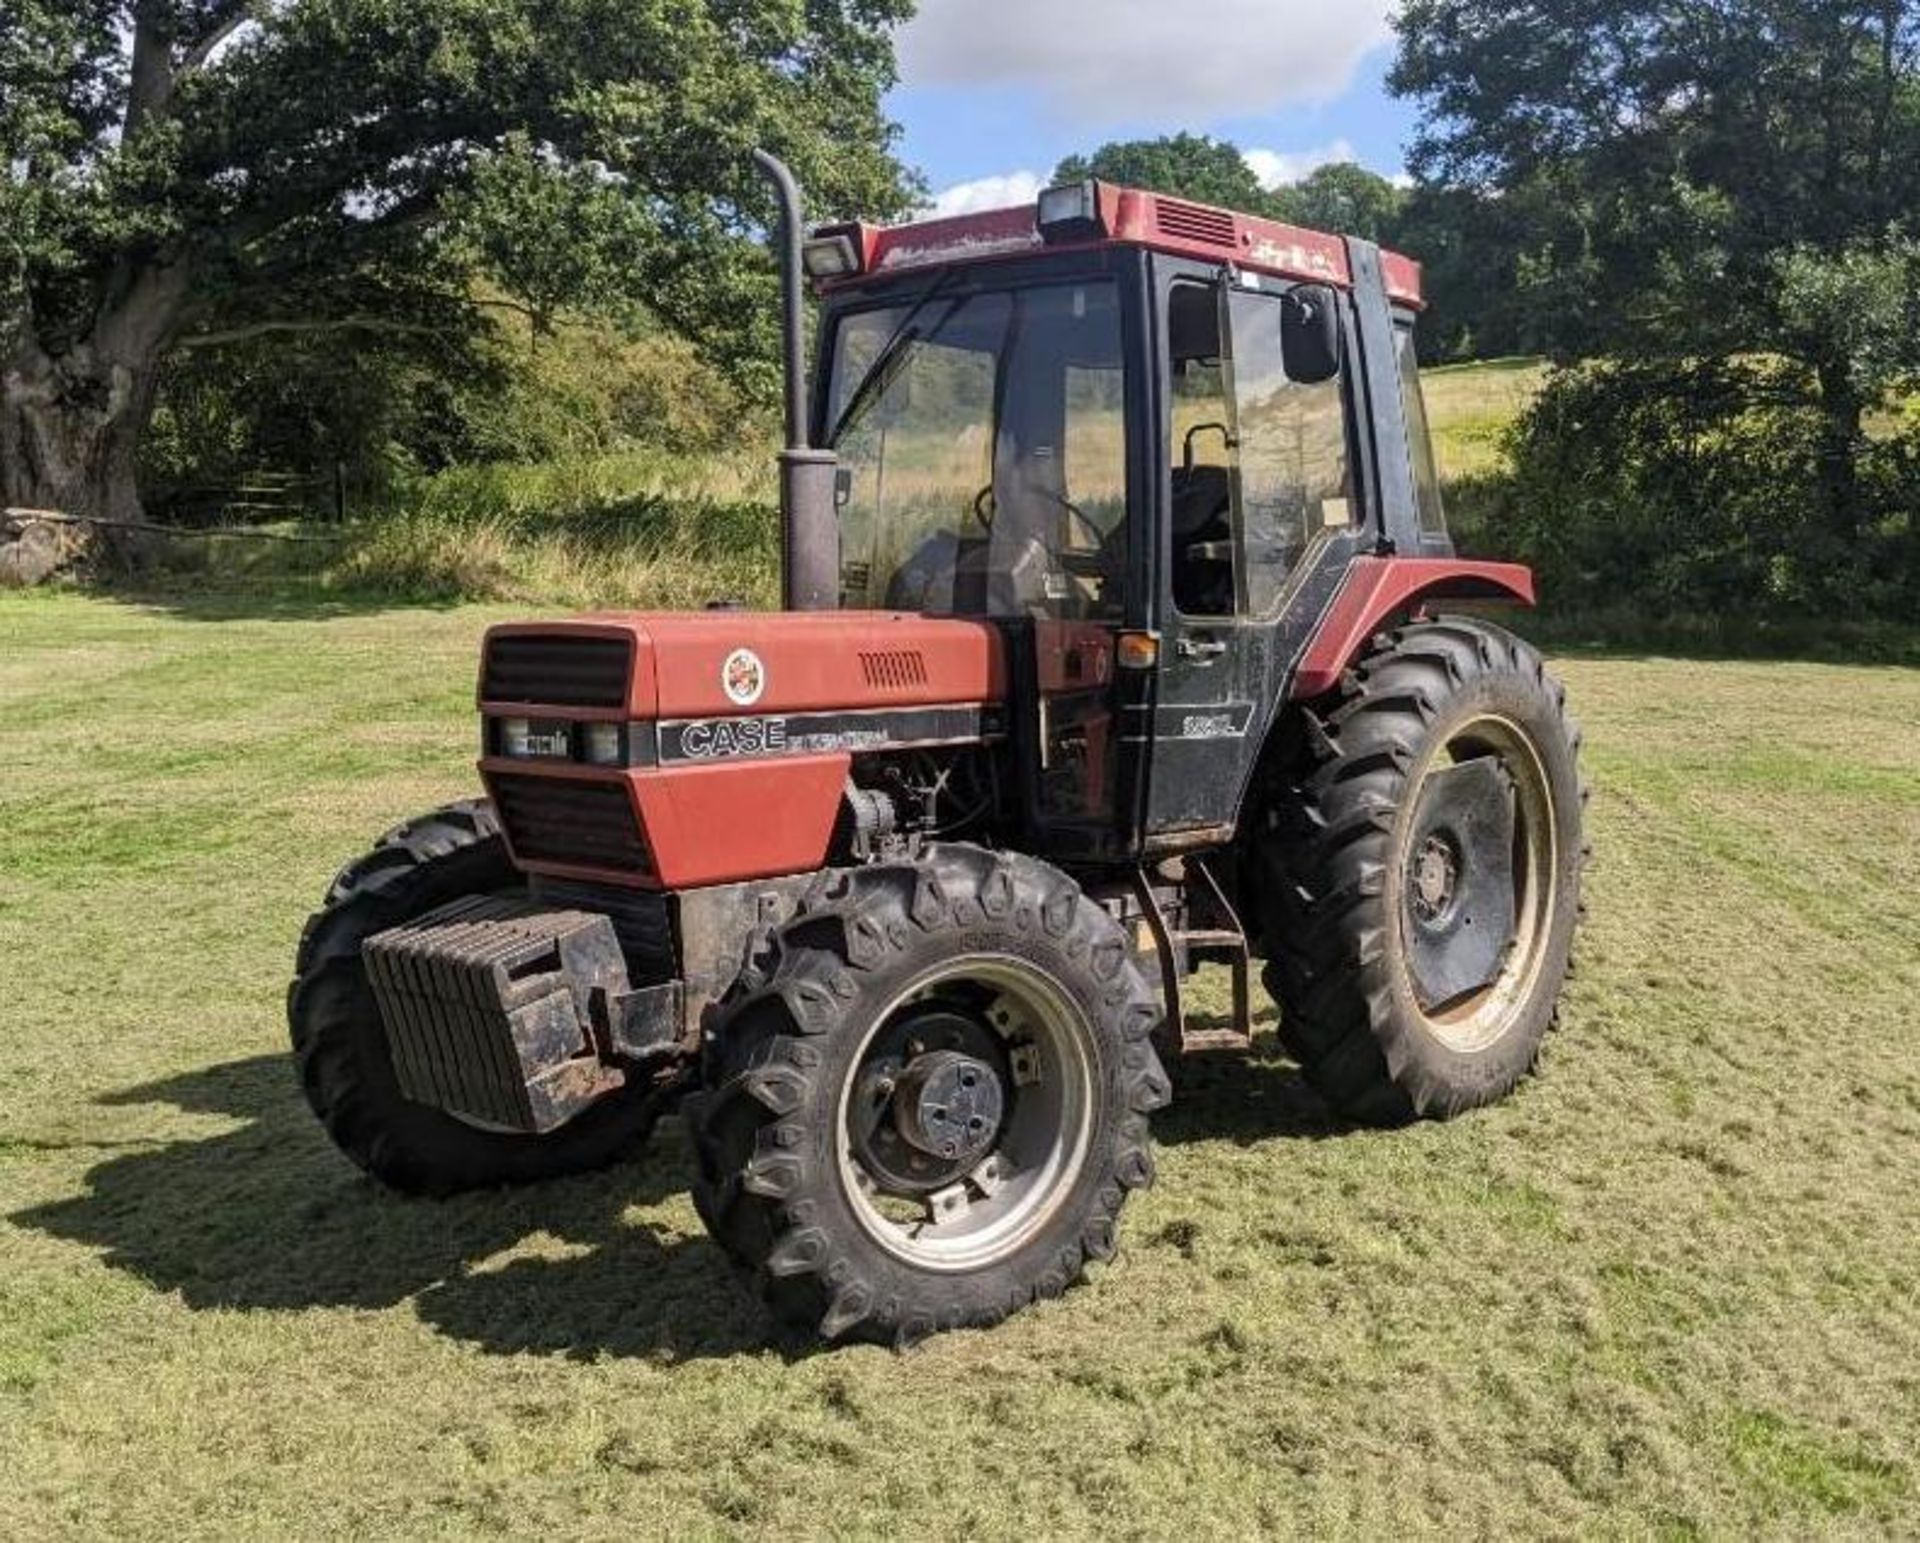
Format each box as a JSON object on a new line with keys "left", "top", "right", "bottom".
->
{"left": 12, "top": 1055, "right": 779, "bottom": 1364}
{"left": 13, "top": 1040, "right": 1348, "bottom": 1362}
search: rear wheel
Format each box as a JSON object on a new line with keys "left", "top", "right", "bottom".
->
{"left": 687, "top": 846, "right": 1169, "bottom": 1347}
{"left": 288, "top": 800, "right": 669, "bottom": 1195}
{"left": 1257, "top": 619, "right": 1587, "bottom": 1122}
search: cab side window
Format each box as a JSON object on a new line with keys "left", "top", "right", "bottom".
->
{"left": 1395, "top": 322, "right": 1448, "bottom": 539}
{"left": 1167, "top": 282, "right": 1237, "bottom": 616}
{"left": 1227, "top": 288, "right": 1355, "bottom": 617}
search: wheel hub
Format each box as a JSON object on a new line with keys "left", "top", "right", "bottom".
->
{"left": 1411, "top": 833, "right": 1461, "bottom": 921}
{"left": 849, "top": 1006, "right": 1012, "bottom": 1194}
{"left": 835, "top": 956, "right": 1099, "bottom": 1275}
{"left": 1401, "top": 755, "right": 1519, "bottom": 1010}
{"left": 893, "top": 1050, "right": 1005, "bottom": 1163}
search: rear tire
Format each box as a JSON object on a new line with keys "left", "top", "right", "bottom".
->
{"left": 1257, "top": 619, "right": 1587, "bottom": 1122}
{"left": 687, "top": 846, "right": 1169, "bottom": 1347}
{"left": 288, "top": 800, "right": 667, "bottom": 1195}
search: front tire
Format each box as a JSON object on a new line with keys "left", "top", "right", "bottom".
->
{"left": 687, "top": 846, "right": 1170, "bottom": 1347}
{"left": 1258, "top": 619, "right": 1587, "bottom": 1123}
{"left": 288, "top": 800, "right": 667, "bottom": 1195}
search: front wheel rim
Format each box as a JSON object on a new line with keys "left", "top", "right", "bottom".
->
{"left": 836, "top": 955, "right": 1095, "bottom": 1274}
{"left": 1398, "top": 712, "right": 1560, "bottom": 1053}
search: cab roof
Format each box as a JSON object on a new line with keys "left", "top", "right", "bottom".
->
{"left": 816, "top": 180, "right": 1425, "bottom": 309}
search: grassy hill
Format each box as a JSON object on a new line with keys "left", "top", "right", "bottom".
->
{"left": 1, "top": 588, "right": 1915, "bottom": 1534}
{"left": 1424, "top": 358, "right": 1550, "bottom": 480}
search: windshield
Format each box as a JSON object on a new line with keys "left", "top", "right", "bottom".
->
{"left": 826, "top": 281, "right": 1127, "bottom": 620}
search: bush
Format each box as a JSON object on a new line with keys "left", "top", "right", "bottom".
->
{"left": 142, "top": 307, "right": 770, "bottom": 516}
{"left": 1464, "top": 358, "right": 1917, "bottom": 619}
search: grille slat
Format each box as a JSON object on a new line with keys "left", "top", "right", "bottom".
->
{"left": 491, "top": 774, "right": 651, "bottom": 873}
{"left": 1155, "top": 196, "right": 1237, "bottom": 246}
{"left": 483, "top": 635, "right": 632, "bottom": 709}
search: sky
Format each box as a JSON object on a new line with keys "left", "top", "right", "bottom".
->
{"left": 889, "top": 0, "right": 1423, "bottom": 216}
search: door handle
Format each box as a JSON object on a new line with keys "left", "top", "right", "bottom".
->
{"left": 1176, "top": 636, "right": 1228, "bottom": 663}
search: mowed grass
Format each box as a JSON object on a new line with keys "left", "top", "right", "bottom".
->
{"left": 3, "top": 588, "right": 1918, "bottom": 1538}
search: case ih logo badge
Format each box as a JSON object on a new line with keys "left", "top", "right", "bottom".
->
{"left": 722, "top": 648, "right": 766, "bottom": 707}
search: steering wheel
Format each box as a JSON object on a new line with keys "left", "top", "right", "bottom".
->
{"left": 971, "top": 482, "right": 996, "bottom": 530}
{"left": 1031, "top": 485, "right": 1110, "bottom": 551}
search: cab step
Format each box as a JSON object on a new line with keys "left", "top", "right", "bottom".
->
{"left": 1134, "top": 863, "right": 1256, "bottom": 1056}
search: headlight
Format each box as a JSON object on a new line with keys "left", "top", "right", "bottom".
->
{"left": 583, "top": 721, "right": 624, "bottom": 766}
{"left": 803, "top": 231, "right": 862, "bottom": 280}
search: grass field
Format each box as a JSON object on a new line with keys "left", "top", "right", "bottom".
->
{"left": 2, "top": 588, "right": 1917, "bottom": 1536}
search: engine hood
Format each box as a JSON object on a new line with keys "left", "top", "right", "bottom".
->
{"left": 480, "top": 610, "right": 1007, "bottom": 722}
{"left": 474, "top": 611, "right": 1010, "bottom": 891}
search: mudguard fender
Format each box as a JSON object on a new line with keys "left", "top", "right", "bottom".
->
{"left": 1290, "top": 557, "right": 1535, "bottom": 700}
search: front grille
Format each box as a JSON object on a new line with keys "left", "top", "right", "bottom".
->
{"left": 528, "top": 877, "right": 675, "bottom": 981}
{"left": 1155, "top": 196, "right": 1237, "bottom": 246}
{"left": 490, "top": 773, "right": 651, "bottom": 874}
{"left": 859, "top": 649, "right": 929, "bottom": 691}
{"left": 482, "top": 634, "right": 631, "bottom": 709}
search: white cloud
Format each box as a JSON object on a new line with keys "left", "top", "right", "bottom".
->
{"left": 898, "top": 0, "right": 1393, "bottom": 126}
{"left": 1243, "top": 140, "right": 1359, "bottom": 190}
{"left": 927, "top": 170, "right": 1046, "bottom": 217}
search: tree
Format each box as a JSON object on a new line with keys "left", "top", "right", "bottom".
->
{"left": 1053, "top": 133, "right": 1278, "bottom": 215}
{"left": 1, "top": 1, "right": 912, "bottom": 540}
{"left": 1392, "top": 0, "right": 1920, "bottom": 574}
{"left": 1269, "top": 162, "right": 1406, "bottom": 245}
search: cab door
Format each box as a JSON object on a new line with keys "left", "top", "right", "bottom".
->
{"left": 1144, "top": 271, "right": 1362, "bottom": 838}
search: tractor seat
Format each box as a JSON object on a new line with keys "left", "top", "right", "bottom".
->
{"left": 1171, "top": 464, "right": 1231, "bottom": 538}
{"left": 1170, "top": 464, "right": 1234, "bottom": 614}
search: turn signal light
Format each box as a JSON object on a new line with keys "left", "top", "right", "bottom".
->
{"left": 1116, "top": 632, "right": 1160, "bottom": 670}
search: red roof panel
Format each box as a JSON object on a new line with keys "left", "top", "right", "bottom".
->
{"left": 822, "top": 181, "right": 1424, "bottom": 308}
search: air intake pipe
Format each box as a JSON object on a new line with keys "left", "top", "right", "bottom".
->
{"left": 752, "top": 150, "right": 840, "bottom": 613}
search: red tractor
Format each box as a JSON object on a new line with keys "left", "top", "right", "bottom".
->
{"left": 289, "top": 157, "right": 1585, "bottom": 1347}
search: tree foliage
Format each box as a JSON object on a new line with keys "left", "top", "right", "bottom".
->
{"left": 1, "top": 0, "right": 912, "bottom": 526}
{"left": 1052, "top": 134, "right": 1278, "bottom": 215}
{"left": 1394, "top": 0, "right": 1920, "bottom": 603}
{"left": 1268, "top": 163, "right": 1406, "bottom": 245}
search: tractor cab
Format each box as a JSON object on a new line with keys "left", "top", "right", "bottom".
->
{"left": 805, "top": 181, "right": 1461, "bottom": 859}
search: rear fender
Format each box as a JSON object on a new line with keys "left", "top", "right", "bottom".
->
{"left": 1289, "top": 557, "right": 1535, "bottom": 700}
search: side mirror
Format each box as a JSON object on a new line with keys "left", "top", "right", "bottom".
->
{"left": 1282, "top": 285, "right": 1342, "bottom": 385}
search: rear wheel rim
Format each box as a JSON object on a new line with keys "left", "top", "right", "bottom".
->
{"left": 1398, "top": 713, "right": 1559, "bottom": 1053}
{"left": 836, "top": 955, "right": 1094, "bottom": 1274}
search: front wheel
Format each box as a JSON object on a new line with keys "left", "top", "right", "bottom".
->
{"left": 1258, "top": 619, "right": 1587, "bottom": 1122}
{"left": 688, "top": 847, "right": 1170, "bottom": 1347}
{"left": 288, "top": 800, "right": 668, "bottom": 1195}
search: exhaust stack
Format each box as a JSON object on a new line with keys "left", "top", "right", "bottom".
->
{"left": 752, "top": 150, "right": 839, "bottom": 613}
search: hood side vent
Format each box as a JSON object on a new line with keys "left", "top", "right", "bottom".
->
{"left": 859, "top": 650, "right": 930, "bottom": 691}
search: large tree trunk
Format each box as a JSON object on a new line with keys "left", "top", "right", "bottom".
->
{"left": 2, "top": 347, "right": 154, "bottom": 522}
{"left": 1, "top": 263, "right": 189, "bottom": 567}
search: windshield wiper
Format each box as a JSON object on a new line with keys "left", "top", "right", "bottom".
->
{"left": 826, "top": 266, "right": 964, "bottom": 448}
